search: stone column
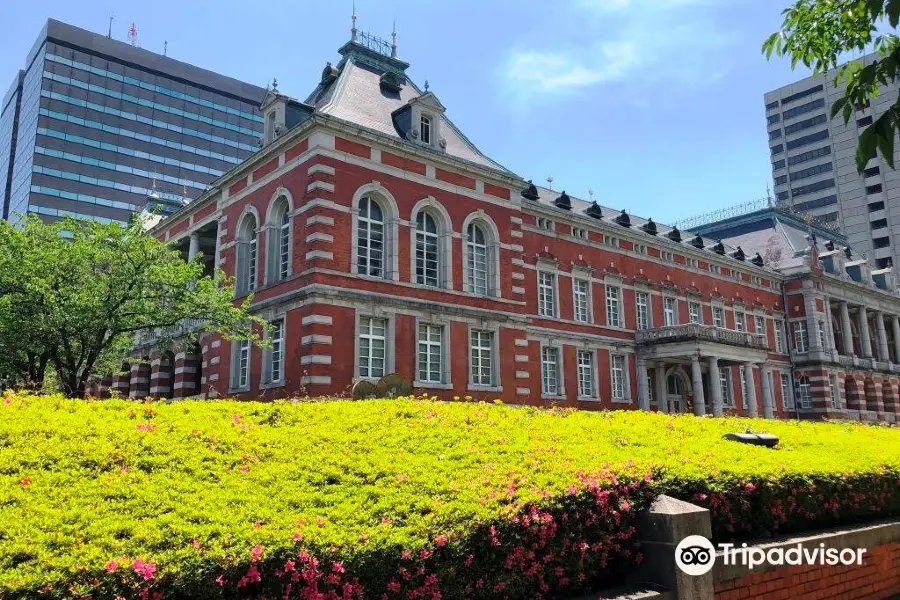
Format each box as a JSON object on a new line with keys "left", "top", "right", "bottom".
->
{"left": 707, "top": 356, "right": 723, "bottom": 417}
{"left": 129, "top": 361, "right": 151, "bottom": 399}
{"left": 760, "top": 365, "right": 774, "bottom": 419}
{"left": 188, "top": 231, "right": 201, "bottom": 261}
{"left": 824, "top": 298, "right": 837, "bottom": 353}
{"left": 691, "top": 355, "right": 706, "bottom": 416}
{"left": 636, "top": 357, "right": 650, "bottom": 411}
{"left": 875, "top": 311, "right": 890, "bottom": 362}
{"left": 840, "top": 301, "right": 854, "bottom": 356}
{"left": 803, "top": 292, "right": 822, "bottom": 352}
{"left": 858, "top": 306, "right": 873, "bottom": 358}
{"left": 743, "top": 362, "right": 759, "bottom": 417}
{"left": 893, "top": 316, "right": 900, "bottom": 364}
{"left": 655, "top": 365, "right": 668, "bottom": 414}
{"left": 173, "top": 351, "right": 201, "bottom": 400}
{"left": 149, "top": 354, "right": 172, "bottom": 399}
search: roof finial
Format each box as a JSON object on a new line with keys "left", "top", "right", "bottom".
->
{"left": 272, "top": 77, "right": 278, "bottom": 91}
{"left": 424, "top": 79, "right": 429, "bottom": 92}
{"left": 351, "top": 1, "right": 358, "bottom": 42}
{"left": 546, "top": 174, "right": 554, "bottom": 191}
{"left": 391, "top": 19, "right": 398, "bottom": 58}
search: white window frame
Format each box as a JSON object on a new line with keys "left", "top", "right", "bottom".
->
{"left": 662, "top": 250, "right": 673, "bottom": 262}
{"left": 797, "top": 376, "right": 812, "bottom": 408}
{"left": 829, "top": 374, "right": 840, "bottom": 409}
{"left": 470, "top": 329, "right": 497, "bottom": 388}
{"left": 735, "top": 312, "right": 746, "bottom": 333}
{"left": 357, "top": 196, "right": 386, "bottom": 278}
{"left": 572, "top": 226, "right": 587, "bottom": 239}
{"left": 604, "top": 235, "right": 618, "bottom": 247}
{"left": 606, "top": 285, "right": 622, "bottom": 328}
{"left": 414, "top": 211, "right": 441, "bottom": 288}
{"left": 264, "top": 318, "right": 285, "bottom": 386}
{"left": 417, "top": 323, "right": 445, "bottom": 384}
{"left": 818, "top": 320, "right": 826, "bottom": 349}
{"left": 232, "top": 338, "right": 251, "bottom": 391}
{"left": 541, "top": 346, "right": 562, "bottom": 397}
{"left": 793, "top": 321, "right": 809, "bottom": 353}
{"left": 420, "top": 113, "right": 432, "bottom": 145}
{"left": 688, "top": 301, "right": 701, "bottom": 324}
{"left": 610, "top": 354, "right": 628, "bottom": 401}
{"left": 573, "top": 278, "right": 591, "bottom": 323}
{"left": 538, "top": 271, "right": 557, "bottom": 318}
{"left": 663, "top": 296, "right": 677, "bottom": 327}
{"left": 358, "top": 316, "right": 388, "bottom": 379}
{"left": 635, "top": 290, "right": 651, "bottom": 330}
{"left": 634, "top": 244, "right": 646, "bottom": 255}
{"left": 713, "top": 306, "right": 724, "bottom": 328}
{"left": 577, "top": 349, "right": 596, "bottom": 399}
{"left": 719, "top": 367, "right": 733, "bottom": 407}
{"left": 465, "top": 221, "right": 496, "bottom": 297}
{"left": 781, "top": 373, "right": 793, "bottom": 410}
{"left": 537, "top": 217, "right": 553, "bottom": 231}
{"left": 775, "top": 321, "right": 785, "bottom": 353}
{"left": 755, "top": 315, "right": 765, "bottom": 337}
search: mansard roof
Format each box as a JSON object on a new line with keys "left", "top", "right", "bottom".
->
{"left": 304, "top": 41, "right": 509, "bottom": 173}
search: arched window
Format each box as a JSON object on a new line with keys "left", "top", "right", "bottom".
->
{"left": 420, "top": 114, "right": 432, "bottom": 145}
{"left": 357, "top": 196, "right": 385, "bottom": 277}
{"left": 415, "top": 211, "right": 440, "bottom": 287}
{"left": 467, "top": 222, "right": 489, "bottom": 295}
{"left": 796, "top": 376, "right": 812, "bottom": 408}
{"left": 236, "top": 213, "right": 258, "bottom": 295}
{"left": 266, "top": 196, "right": 291, "bottom": 284}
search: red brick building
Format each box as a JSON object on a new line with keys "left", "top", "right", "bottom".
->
{"left": 104, "top": 27, "right": 900, "bottom": 422}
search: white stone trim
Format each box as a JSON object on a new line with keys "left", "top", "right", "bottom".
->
{"left": 351, "top": 182, "right": 401, "bottom": 281}
{"left": 300, "top": 355, "right": 332, "bottom": 365}
{"left": 301, "top": 375, "right": 331, "bottom": 385}
{"left": 305, "top": 250, "right": 334, "bottom": 261}
{"left": 306, "top": 232, "right": 334, "bottom": 244}
{"left": 301, "top": 334, "right": 333, "bottom": 345}
{"left": 302, "top": 314, "right": 333, "bottom": 326}
{"left": 306, "top": 215, "right": 335, "bottom": 227}
{"left": 516, "top": 370, "right": 530, "bottom": 379}
{"left": 409, "top": 196, "right": 455, "bottom": 290}
{"left": 307, "top": 164, "right": 335, "bottom": 176}
{"left": 516, "top": 387, "right": 530, "bottom": 395}
{"left": 307, "top": 180, "right": 334, "bottom": 193}
{"left": 297, "top": 198, "right": 351, "bottom": 215}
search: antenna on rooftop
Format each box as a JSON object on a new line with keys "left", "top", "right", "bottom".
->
{"left": 108, "top": 16, "right": 113, "bottom": 38}
{"left": 164, "top": 41, "right": 168, "bottom": 57}
{"left": 127, "top": 22, "right": 137, "bottom": 46}
{"left": 546, "top": 175, "right": 554, "bottom": 191}
{"left": 588, "top": 189, "right": 594, "bottom": 202}
{"left": 351, "top": 1, "right": 358, "bottom": 42}
{"left": 391, "top": 19, "right": 398, "bottom": 58}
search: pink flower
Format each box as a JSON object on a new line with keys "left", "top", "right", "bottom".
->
{"left": 254, "top": 520, "right": 262, "bottom": 529}
{"left": 316, "top": 517, "right": 325, "bottom": 526}
{"left": 435, "top": 535, "right": 448, "bottom": 547}
{"left": 292, "top": 531, "right": 303, "bottom": 542}
{"left": 246, "top": 564, "right": 261, "bottom": 583}
{"left": 240, "top": 464, "right": 249, "bottom": 473}
{"left": 401, "top": 550, "right": 412, "bottom": 560}
{"left": 105, "top": 559, "right": 118, "bottom": 573}
{"left": 132, "top": 558, "right": 156, "bottom": 580}
{"left": 232, "top": 414, "right": 241, "bottom": 424}
{"left": 332, "top": 561, "right": 345, "bottom": 573}
{"left": 192, "top": 539, "right": 201, "bottom": 549}
{"left": 250, "top": 544, "right": 264, "bottom": 562}
{"left": 20, "top": 477, "right": 30, "bottom": 487}
{"left": 215, "top": 575, "right": 226, "bottom": 587}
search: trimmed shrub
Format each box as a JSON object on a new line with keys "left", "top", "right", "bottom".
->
{"left": 2, "top": 393, "right": 900, "bottom": 599}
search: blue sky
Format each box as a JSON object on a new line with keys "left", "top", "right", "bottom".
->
{"left": 0, "top": 0, "right": 814, "bottom": 224}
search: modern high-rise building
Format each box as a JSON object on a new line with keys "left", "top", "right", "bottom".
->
{"left": 764, "top": 56, "right": 900, "bottom": 271}
{"left": 0, "top": 18, "right": 268, "bottom": 224}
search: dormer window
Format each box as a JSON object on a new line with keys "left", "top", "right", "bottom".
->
{"left": 420, "top": 114, "right": 432, "bottom": 145}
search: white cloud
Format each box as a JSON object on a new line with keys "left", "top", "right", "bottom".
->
{"left": 501, "top": 0, "right": 735, "bottom": 104}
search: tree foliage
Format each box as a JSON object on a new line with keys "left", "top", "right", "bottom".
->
{"left": 764, "top": 0, "right": 900, "bottom": 172}
{"left": 0, "top": 215, "right": 265, "bottom": 397}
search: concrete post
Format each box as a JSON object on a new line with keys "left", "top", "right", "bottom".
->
{"left": 637, "top": 357, "right": 650, "bottom": 411}
{"left": 691, "top": 355, "right": 706, "bottom": 417}
{"left": 858, "top": 307, "right": 873, "bottom": 358}
{"left": 188, "top": 231, "right": 201, "bottom": 261}
{"left": 743, "top": 362, "right": 758, "bottom": 417}
{"left": 760, "top": 365, "right": 774, "bottom": 419}
{"left": 636, "top": 495, "right": 714, "bottom": 600}
{"left": 707, "top": 356, "right": 722, "bottom": 417}
{"left": 840, "top": 301, "right": 854, "bottom": 356}
{"left": 656, "top": 365, "right": 668, "bottom": 414}
{"left": 893, "top": 316, "right": 900, "bottom": 364}
{"left": 875, "top": 311, "right": 890, "bottom": 362}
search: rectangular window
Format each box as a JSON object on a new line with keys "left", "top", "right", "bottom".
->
{"left": 689, "top": 302, "right": 701, "bottom": 324}
{"left": 782, "top": 84, "right": 823, "bottom": 105}
{"left": 767, "top": 113, "right": 781, "bottom": 124}
{"left": 538, "top": 272, "right": 557, "bottom": 317}
{"left": 797, "top": 378, "right": 812, "bottom": 409}
{"left": 719, "top": 367, "right": 733, "bottom": 406}
{"left": 789, "top": 161, "right": 832, "bottom": 181}
{"left": 359, "top": 317, "right": 387, "bottom": 378}
{"left": 573, "top": 279, "right": 591, "bottom": 323}
{"left": 417, "top": 324, "right": 443, "bottom": 383}
{"left": 782, "top": 97, "right": 824, "bottom": 118}
{"left": 829, "top": 375, "right": 840, "bottom": 409}
{"left": 236, "top": 339, "right": 250, "bottom": 389}
{"left": 788, "top": 145, "right": 831, "bottom": 167}
{"left": 781, "top": 373, "right": 793, "bottom": 409}
{"left": 635, "top": 291, "right": 650, "bottom": 330}
{"left": 783, "top": 113, "right": 826, "bottom": 135}
{"left": 774, "top": 174, "right": 788, "bottom": 185}
{"left": 269, "top": 319, "right": 284, "bottom": 383}
{"left": 770, "top": 143, "right": 784, "bottom": 155}
{"left": 874, "top": 236, "right": 892, "bottom": 249}
{"left": 864, "top": 165, "right": 880, "bottom": 177}
{"left": 713, "top": 307, "right": 724, "bottom": 328}
{"left": 866, "top": 183, "right": 883, "bottom": 194}
{"left": 818, "top": 320, "right": 826, "bottom": 348}
{"left": 735, "top": 312, "right": 746, "bottom": 332}
{"left": 857, "top": 115, "right": 873, "bottom": 127}
{"left": 775, "top": 321, "right": 785, "bottom": 353}
{"left": 755, "top": 315, "right": 765, "bottom": 338}
{"left": 606, "top": 285, "right": 622, "bottom": 327}
{"left": 772, "top": 159, "right": 786, "bottom": 170}
{"left": 541, "top": 346, "right": 561, "bottom": 396}
{"left": 611, "top": 355, "right": 626, "bottom": 400}
{"left": 577, "top": 350, "right": 595, "bottom": 398}
{"left": 792, "top": 178, "right": 835, "bottom": 197}
{"left": 793, "top": 321, "right": 809, "bottom": 353}
{"left": 470, "top": 330, "right": 494, "bottom": 386}
{"left": 871, "top": 218, "right": 888, "bottom": 230}
{"left": 869, "top": 201, "right": 886, "bottom": 212}
{"left": 664, "top": 297, "right": 677, "bottom": 326}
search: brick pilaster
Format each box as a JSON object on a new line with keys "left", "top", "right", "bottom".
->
{"left": 173, "top": 351, "right": 201, "bottom": 399}
{"left": 129, "top": 361, "right": 151, "bottom": 399}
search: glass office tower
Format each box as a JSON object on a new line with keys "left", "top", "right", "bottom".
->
{"left": 0, "top": 19, "right": 268, "bottom": 224}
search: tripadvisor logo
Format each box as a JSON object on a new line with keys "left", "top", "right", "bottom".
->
{"left": 675, "top": 535, "right": 868, "bottom": 576}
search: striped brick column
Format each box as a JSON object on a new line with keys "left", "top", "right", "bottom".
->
{"left": 173, "top": 351, "right": 201, "bottom": 399}
{"left": 129, "top": 361, "right": 151, "bottom": 399}
{"left": 111, "top": 367, "right": 131, "bottom": 398}
{"left": 871, "top": 378, "right": 886, "bottom": 421}
{"left": 149, "top": 353, "right": 173, "bottom": 399}
{"left": 97, "top": 375, "right": 113, "bottom": 399}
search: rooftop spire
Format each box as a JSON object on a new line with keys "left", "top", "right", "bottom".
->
{"left": 391, "top": 19, "right": 398, "bottom": 58}
{"left": 351, "top": 1, "right": 358, "bottom": 42}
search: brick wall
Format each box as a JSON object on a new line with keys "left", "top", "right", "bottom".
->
{"left": 715, "top": 542, "right": 900, "bottom": 600}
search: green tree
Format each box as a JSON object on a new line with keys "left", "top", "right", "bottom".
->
{"left": 763, "top": 0, "right": 900, "bottom": 172}
{"left": 0, "top": 215, "right": 265, "bottom": 397}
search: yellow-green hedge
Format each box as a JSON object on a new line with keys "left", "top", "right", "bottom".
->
{"left": 2, "top": 393, "right": 900, "bottom": 599}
